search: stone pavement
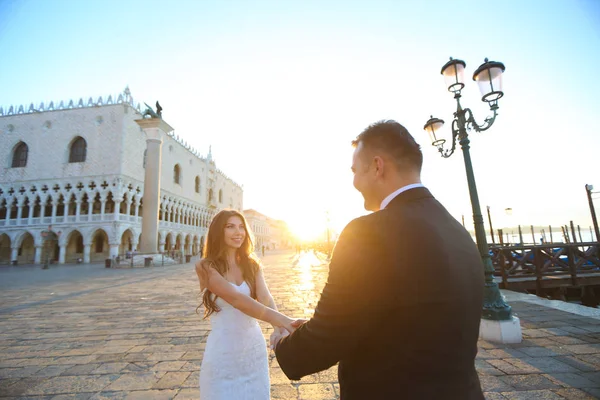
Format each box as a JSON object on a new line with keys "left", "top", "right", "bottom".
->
{"left": 1, "top": 250, "right": 600, "bottom": 399}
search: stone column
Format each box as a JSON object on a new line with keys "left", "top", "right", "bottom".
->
{"left": 158, "top": 242, "right": 165, "bottom": 253}
{"left": 75, "top": 200, "right": 81, "bottom": 222}
{"left": 10, "top": 246, "right": 18, "bottom": 263}
{"left": 109, "top": 243, "right": 119, "bottom": 259}
{"left": 114, "top": 200, "right": 121, "bottom": 221}
{"left": 51, "top": 202, "right": 57, "bottom": 223}
{"left": 34, "top": 245, "right": 42, "bottom": 264}
{"left": 83, "top": 244, "right": 91, "bottom": 263}
{"left": 125, "top": 200, "right": 132, "bottom": 217}
{"left": 58, "top": 245, "right": 66, "bottom": 264}
{"left": 16, "top": 204, "right": 23, "bottom": 224}
{"left": 135, "top": 118, "right": 173, "bottom": 254}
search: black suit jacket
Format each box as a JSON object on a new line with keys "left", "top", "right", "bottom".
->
{"left": 275, "top": 187, "right": 484, "bottom": 400}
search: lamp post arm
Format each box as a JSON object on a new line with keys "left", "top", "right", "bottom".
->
{"left": 439, "top": 119, "right": 459, "bottom": 158}
{"left": 464, "top": 107, "right": 498, "bottom": 133}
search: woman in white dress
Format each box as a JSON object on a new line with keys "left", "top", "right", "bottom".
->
{"left": 195, "top": 209, "right": 295, "bottom": 400}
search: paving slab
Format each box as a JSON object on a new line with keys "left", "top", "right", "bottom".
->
{"left": 2, "top": 250, "right": 600, "bottom": 399}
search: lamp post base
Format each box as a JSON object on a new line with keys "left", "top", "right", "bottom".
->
{"left": 480, "top": 316, "right": 522, "bottom": 344}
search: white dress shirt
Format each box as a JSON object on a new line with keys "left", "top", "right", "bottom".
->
{"left": 380, "top": 183, "right": 425, "bottom": 210}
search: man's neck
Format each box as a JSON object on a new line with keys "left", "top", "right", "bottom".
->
{"left": 379, "top": 180, "right": 424, "bottom": 210}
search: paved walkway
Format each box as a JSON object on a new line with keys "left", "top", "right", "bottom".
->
{"left": 1, "top": 250, "right": 600, "bottom": 399}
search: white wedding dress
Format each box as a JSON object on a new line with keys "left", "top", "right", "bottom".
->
{"left": 199, "top": 281, "right": 270, "bottom": 399}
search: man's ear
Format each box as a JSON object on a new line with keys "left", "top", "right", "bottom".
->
{"left": 373, "top": 156, "right": 385, "bottom": 176}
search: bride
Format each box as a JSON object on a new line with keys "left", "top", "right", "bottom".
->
{"left": 195, "top": 209, "right": 295, "bottom": 399}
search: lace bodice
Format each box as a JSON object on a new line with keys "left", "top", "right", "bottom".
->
{"left": 210, "top": 281, "right": 259, "bottom": 332}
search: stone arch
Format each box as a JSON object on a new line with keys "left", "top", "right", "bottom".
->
{"left": 0, "top": 233, "right": 11, "bottom": 264}
{"left": 200, "top": 235, "right": 205, "bottom": 256}
{"left": 89, "top": 228, "right": 109, "bottom": 262}
{"left": 105, "top": 191, "right": 115, "bottom": 214}
{"left": 91, "top": 192, "right": 102, "bottom": 215}
{"left": 32, "top": 195, "right": 42, "bottom": 218}
{"left": 16, "top": 231, "right": 35, "bottom": 264}
{"left": 184, "top": 233, "right": 192, "bottom": 255}
{"left": 67, "top": 193, "right": 77, "bottom": 216}
{"left": 64, "top": 229, "right": 84, "bottom": 263}
{"left": 40, "top": 230, "right": 59, "bottom": 265}
{"left": 56, "top": 193, "right": 66, "bottom": 218}
{"left": 165, "top": 232, "right": 173, "bottom": 254}
{"left": 192, "top": 235, "right": 199, "bottom": 256}
{"left": 175, "top": 233, "right": 183, "bottom": 252}
{"left": 0, "top": 197, "right": 7, "bottom": 220}
{"left": 21, "top": 196, "right": 31, "bottom": 220}
{"left": 120, "top": 228, "right": 135, "bottom": 255}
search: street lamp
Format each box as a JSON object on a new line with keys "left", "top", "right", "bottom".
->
{"left": 585, "top": 184, "right": 600, "bottom": 242}
{"left": 423, "top": 57, "right": 521, "bottom": 343}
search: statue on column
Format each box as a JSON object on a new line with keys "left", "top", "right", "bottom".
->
{"left": 142, "top": 101, "right": 163, "bottom": 119}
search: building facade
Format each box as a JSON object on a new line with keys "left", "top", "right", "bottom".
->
{"left": 243, "top": 209, "right": 292, "bottom": 250}
{"left": 0, "top": 90, "right": 243, "bottom": 264}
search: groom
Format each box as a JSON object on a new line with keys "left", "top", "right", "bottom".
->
{"left": 272, "top": 121, "right": 485, "bottom": 399}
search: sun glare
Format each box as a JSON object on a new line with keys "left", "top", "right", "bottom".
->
{"left": 288, "top": 217, "right": 327, "bottom": 242}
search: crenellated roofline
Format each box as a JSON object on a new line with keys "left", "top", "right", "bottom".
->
{"left": 0, "top": 88, "right": 143, "bottom": 117}
{"left": 0, "top": 88, "right": 243, "bottom": 189}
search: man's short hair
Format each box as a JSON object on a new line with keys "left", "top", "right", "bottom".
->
{"left": 352, "top": 120, "right": 423, "bottom": 172}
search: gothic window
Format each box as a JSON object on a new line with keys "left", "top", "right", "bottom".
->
{"left": 219, "top": 189, "right": 223, "bottom": 203}
{"left": 69, "top": 137, "right": 87, "bottom": 163}
{"left": 208, "top": 188, "right": 213, "bottom": 202}
{"left": 12, "top": 142, "right": 28, "bottom": 167}
{"left": 174, "top": 164, "right": 181, "bottom": 184}
{"left": 195, "top": 176, "right": 200, "bottom": 193}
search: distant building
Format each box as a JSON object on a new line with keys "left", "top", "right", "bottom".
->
{"left": 243, "top": 209, "right": 292, "bottom": 250}
{"left": 0, "top": 89, "right": 243, "bottom": 264}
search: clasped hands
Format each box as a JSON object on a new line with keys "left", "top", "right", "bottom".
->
{"left": 269, "top": 318, "right": 307, "bottom": 350}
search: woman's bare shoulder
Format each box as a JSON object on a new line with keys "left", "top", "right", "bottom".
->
{"left": 195, "top": 259, "right": 215, "bottom": 274}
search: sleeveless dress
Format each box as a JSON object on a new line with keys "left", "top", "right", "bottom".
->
{"left": 199, "top": 281, "right": 270, "bottom": 399}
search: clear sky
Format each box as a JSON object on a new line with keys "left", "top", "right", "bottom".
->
{"left": 1, "top": 0, "right": 599, "bottom": 240}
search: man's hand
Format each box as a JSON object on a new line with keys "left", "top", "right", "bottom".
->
{"left": 291, "top": 318, "right": 308, "bottom": 328}
{"left": 270, "top": 327, "right": 289, "bottom": 350}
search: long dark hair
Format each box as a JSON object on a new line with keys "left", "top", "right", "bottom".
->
{"left": 197, "top": 209, "right": 260, "bottom": 319}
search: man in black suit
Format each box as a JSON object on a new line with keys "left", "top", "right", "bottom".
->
{"left": 272, "top": 120, "right": 484, "bottom": 399}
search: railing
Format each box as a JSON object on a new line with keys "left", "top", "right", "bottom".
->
{"left": 492, "top": 242, "right": 600, "bottom": 290}
{"left": 111, "top": 251, "right": 198, "bottom": 268}
{"left": 0, "top": 213, "right": 141, "bottom": 227}
{"left": 0, "top": 213, "right": 204, "bottom": 229}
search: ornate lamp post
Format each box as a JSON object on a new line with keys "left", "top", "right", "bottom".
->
{"left": 423, "top": 57, "right": 522, "bottom": 343}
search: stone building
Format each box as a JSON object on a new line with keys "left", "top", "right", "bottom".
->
{"left": 0, "top": 89, "right": 243, "bottom": 264}
{"left": 243, "top": 209, "right": 292, "bottom": 250}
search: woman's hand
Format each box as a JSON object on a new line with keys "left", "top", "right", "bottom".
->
{"left": 275, "top": 314, "right": 296, "bottom": 334}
